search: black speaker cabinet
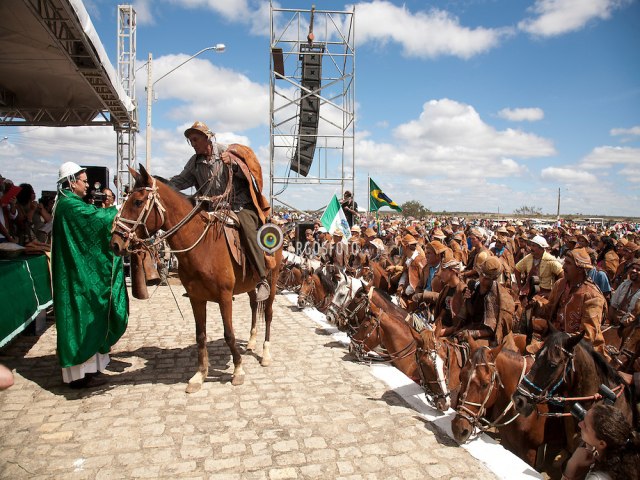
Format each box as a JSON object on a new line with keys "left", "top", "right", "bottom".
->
{"left": 82, "top": 166, "right": 110, "bottom": 191}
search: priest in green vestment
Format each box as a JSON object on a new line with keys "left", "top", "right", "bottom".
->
{"left": 52, "top": 162, "right": 128, "bottom": 388}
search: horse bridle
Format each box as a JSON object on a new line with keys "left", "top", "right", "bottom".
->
{"left": 298, "top": 275, "right": 330, "bottom": 310}
{"left": 455, "top": 348, "right": 526, "bottom": 433}
{"left": 112, "top": 166, "right": 232, "bottom": 254}
{"left": 415, "top": 338, "right": 453, "bottom": 403}
{"left": 515, "top": 345, "right": 574, "bottom": 407}
{"left": 516, "top": 345, "right": 626, "bottom": 416}
{"left": 350, "top": 314, "right": 417, "bottom": 364}
{"left": 112, "top": 178, "right": 166, "bottom": 249}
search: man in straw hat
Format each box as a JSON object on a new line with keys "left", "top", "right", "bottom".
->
{"left": 608, "top": 258, "right": 640, "bottom": 328}
{"left": 612, "top": 241, "right": 639, "bottom": 289}
{"left": 532, "top": 247, "right": 607, "bottom": 357}
{"left": 394, "top": 234, "right": 426, "bottom": 301}
{"left": 412, "top": 240, "right": 449, "bottom": 305}
{"left": 168, "top": 121, "right": 272, "bottom": 301}
{"left": 431, "top": 251, "right": 466, "bottom": 332}
{"left": 461, "top": 227, "right": 489, "bottom": 280}
{"left": 449, "top": 256, "right": 515, "bottom": 345}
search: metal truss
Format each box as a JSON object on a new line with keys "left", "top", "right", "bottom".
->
{"left": 115, "top": 4, "right": 137, "bottom": 201}
{"left": 269, "top": 2, "right": 355, "bottom": 209}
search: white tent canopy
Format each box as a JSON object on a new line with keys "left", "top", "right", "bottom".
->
{"left": 0, "top": 0, "right": 133, "bottom": 128}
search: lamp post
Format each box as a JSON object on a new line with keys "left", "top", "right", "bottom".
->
{"left": 145, "top": 44, "right": 226, "bottom": 170}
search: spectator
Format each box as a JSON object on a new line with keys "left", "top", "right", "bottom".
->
{"left": 562, "top": 404, "right": 639, "bottom": 480}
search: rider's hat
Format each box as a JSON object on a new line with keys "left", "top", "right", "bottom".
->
{"left": 478, "top": 256, "right": 503, "bottom": 280}
{"left": 184, "top": 121, "right": 213, "bottom": 139}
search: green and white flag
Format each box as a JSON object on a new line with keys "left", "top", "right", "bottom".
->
{"left": 320, "top": 194, "right": 352, "bottom": 241}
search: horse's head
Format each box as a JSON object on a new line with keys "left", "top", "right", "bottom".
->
{"left": 452, "top": 343, "right": 505, "bottom": 443}
{"left": 326, "top": 279, "right": 363, "bottom": 329}
{"left": 110, "top": 165, "right": 166, "bottom": 256}
{"left": 349, "top": 312, "right": 381, "bottom": 360}
{"left": 297, "top": 271, "right": 319, "bottom": 309}
{"left": 513, "top": 330, "right": 585, "bottom": 417}
{"left": 415, "top": 324, "right": 452, "bottom": 411}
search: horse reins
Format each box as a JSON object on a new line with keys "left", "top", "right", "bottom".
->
{"left": 455, "top": 349, "right": 527, "bottom": 433}
{"left": 515, "top": 345, "right": 626, "bottom": 417}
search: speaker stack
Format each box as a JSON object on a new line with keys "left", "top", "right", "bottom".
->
{"left": 81, "top": 165, "right": 110, "bottom": 191}
{"left": 290, "top": 44, "right": 324, "bottom": 177}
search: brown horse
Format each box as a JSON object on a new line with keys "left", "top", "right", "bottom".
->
{"left": 411, "top": 321, "right": 468, "bottom": 411}
{"left": 110, "top": 166, "right": 282, "bottom": 392}
{"left": 349, "top": 291, "right": 419, "bottom": 381}
{"left": 296, "top": 266, "right": 339, "bottom": 311}
{"left": 513, "top": 330, "right": 635, "bottom": 439}
{"left": 452, "top": 340, "right": 549, "bottom": 467}
{"left": 605, "top": 320, "right": 640, "bottom": 373}
{"left": 277, "top": 263, "right": 304, "bottom": 293}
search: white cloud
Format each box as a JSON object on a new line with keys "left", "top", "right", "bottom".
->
{"left": 579, "top": 145, "right": 640, "bottom": 169}
{"left": 140, "top": 54, "right": 268, "bottom": 132}
{"left": 540, "top": 166, "right": 599, "bottom": 183}
{"left": 518, "top": 0, "right": 628, "bottom": 37}
{"left": 389, "top": 98, "right": 555, "bottom": 171}
{"left": 610, "top": 125, "right": 640, "bottom": 136}
{"left": 354, "top": 1, "right": 510, "bottom": 59}
{"left": 133, "top": 0, "right": 155, "bottom": 25}
{"left": 498, "top": 107, "right": 544, "bottom": 122}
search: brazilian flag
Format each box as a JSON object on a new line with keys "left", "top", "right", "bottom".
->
{"left": 369, "top": 178, "right": 402, "bottom": 212}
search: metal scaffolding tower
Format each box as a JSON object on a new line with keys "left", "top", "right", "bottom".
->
{"left": 269, "top": 3, "right": 355, "bottom": 211}
{"left": 116, "top": 5, "right": 137, "bottom": 201}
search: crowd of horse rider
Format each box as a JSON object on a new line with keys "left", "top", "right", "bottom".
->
{"left": 275, "top": 216, "right": 640, "bottom": 479}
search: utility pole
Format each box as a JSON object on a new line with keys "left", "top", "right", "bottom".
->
{"left": 556, "top": 187, "right": 561, "bottom": 220}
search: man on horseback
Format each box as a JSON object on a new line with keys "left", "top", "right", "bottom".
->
{"left": 451, "top": 256, "right": 515, "bottom": 345}
{"left": 168, "top": 121, "right": 271, "bottom": 301}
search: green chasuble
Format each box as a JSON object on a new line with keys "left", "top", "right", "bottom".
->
{"left": 52, "top": 190, "right": 128, "bottom": 368}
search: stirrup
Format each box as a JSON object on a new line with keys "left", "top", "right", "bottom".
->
{"left": 256, "top": 279, "right": 270, "bottom": 302}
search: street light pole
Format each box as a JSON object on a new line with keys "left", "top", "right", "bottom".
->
{"left": 144, "top": 44, "right": 226, "bottom": 170}
{"left": 145, "top": 52, "right": 153, "bottom": 171}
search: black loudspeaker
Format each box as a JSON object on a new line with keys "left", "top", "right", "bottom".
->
{"left": 82, "top": 166, "right": 110, "bottom": 191}
{"left": 290, "top": 44, "right": 325, "bottom": 177}
{"left": 295, "top": 222, "right": 315, "bottom": 245}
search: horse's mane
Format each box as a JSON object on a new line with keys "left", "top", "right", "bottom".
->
{"left": 579, "top": 338, "right": 624, "bottom": 386}
{"left": 314, "top": 266, "right": 338, "bottom": 295}
{"left": 544, "top": 331, "right": 623, "bottom": 385}
{"left": 372, "top": 287, "right": 409, "bottom": 318}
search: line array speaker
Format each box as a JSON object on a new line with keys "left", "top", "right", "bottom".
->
{"left": 290, "top": 44, "right": 325, "bottom": 177}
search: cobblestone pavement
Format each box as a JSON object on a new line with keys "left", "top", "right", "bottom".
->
{"left": 0, "top": 285, "right": 496, "bottom": 479}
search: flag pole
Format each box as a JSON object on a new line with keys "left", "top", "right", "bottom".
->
{"left": 367, "top": 173, "right": 370, "bottom": 224}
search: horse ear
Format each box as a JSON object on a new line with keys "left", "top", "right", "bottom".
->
{"left": 129, "top": 166, "right": 140, "bottom": 181}
{"left": 433, "top": 317, "right": 443, "bottom": 338}
{"left": 547, "top": 319, "right": 558, "bottom": 335}
{"left": 410, "top": 327, "right": 423, "bottom": 347}
{"left": 564, "top": 330, "right": 586, "bottom": 352}
{"left": 139, "top": 164, "right": 151, "bottom": 184}
{"left": 490, "top": 341, "right": 505, "bottom": 360}
{"left": 467, "top": 333, "right": 480, "bottom": 353}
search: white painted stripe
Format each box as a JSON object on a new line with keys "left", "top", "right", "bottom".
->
{"left": 281, "top": 291, "right": 543, "bottom": 480}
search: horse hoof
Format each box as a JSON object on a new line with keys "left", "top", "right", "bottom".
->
{"left": 246, "top": 340, "right": 257, "bottom": 352}
{"left": 185, "top": 382, "right": 202, "bottom": 394}
{"left": 231, "top": 374, "right": 245, "bottom": 386}
{"left": 261, "top": 357, "right": 272, "bottom": 367}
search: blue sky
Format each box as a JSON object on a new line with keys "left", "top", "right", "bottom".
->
{"left": 1, "top": 0, "right": 639, "bottom": 217}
